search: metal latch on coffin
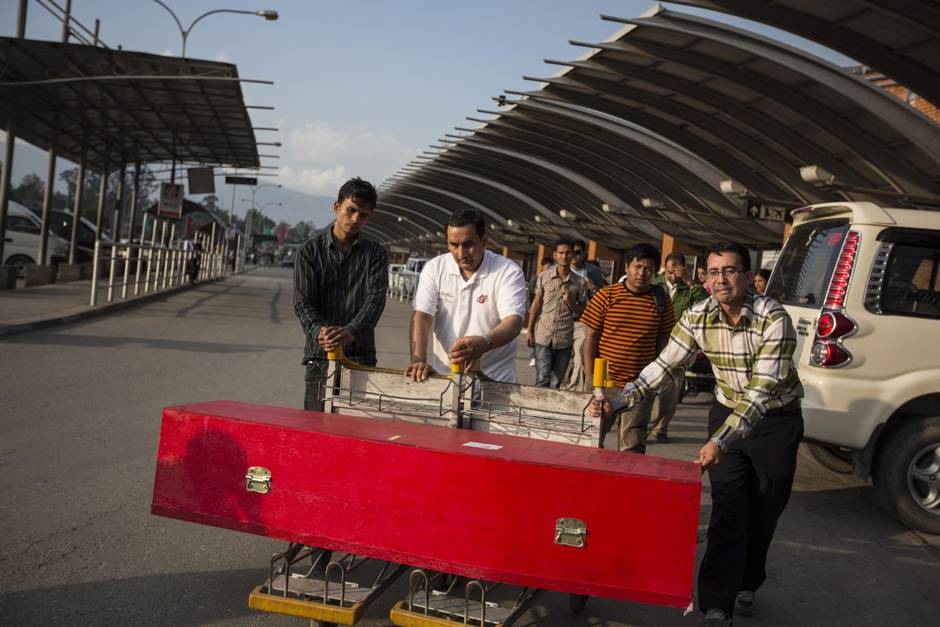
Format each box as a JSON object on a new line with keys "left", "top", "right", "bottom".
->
{"left": 555, "top": 517, "right": 587, "bottom": 548}
{"left": 245, "top": 466, "right": 271, "bottom": 494}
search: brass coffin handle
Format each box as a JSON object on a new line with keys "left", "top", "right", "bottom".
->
{"left": 555, "top": 517, "right": 587, "bottom": 548}
{"left": 245, "top": 466, "right": 272, "bottom": 494}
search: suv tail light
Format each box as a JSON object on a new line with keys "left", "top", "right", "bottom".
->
{"left": 824, "top": 231, "right": 860, "bottom": 308}
{"left": 815, "top": 311, "right": 855, "bottom": 339}
{"left": 811, "top": 231, "right": 860, "bottom": 368}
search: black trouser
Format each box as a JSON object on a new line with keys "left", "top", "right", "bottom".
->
{"left": 303, "top": 360, "right": 329, "bottom": 412}
{"left": 698, "top": 401, "right": 803, "bottom": 616}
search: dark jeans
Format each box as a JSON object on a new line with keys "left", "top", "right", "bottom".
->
{"left": 533, "top": 343, "right": 572, "bottom": 388}
{"left": 698, "top": 401, "right": 803, "bottom": 616}
{"left": 303, "top": 360, "right": 329, "bottom": 412}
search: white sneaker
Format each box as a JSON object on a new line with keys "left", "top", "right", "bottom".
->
{"left": 528, "top": 358, "right": 536, "bottom": 367}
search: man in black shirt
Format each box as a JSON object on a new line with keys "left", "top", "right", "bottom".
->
{"left": 292, "top": 178, "right": 388, "bottom": 411}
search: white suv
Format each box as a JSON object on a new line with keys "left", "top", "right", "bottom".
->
{"left": 3, "top": 201, "right": 69, "bottom": 274}
{"left": 767, "top": 201, "right": 940, "bottom": 534}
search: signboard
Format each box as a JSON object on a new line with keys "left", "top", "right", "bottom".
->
{"left": 188, "top": 167, "right": 215, "bottom": 194}
{"left": 158, "top": 182, "right": 184, "bottom": 219}
{"left": 225, "top": 176, "right": 258, "bottom": 186}
{"left": 747, "top": 204, "right": 787, "bottom": 222}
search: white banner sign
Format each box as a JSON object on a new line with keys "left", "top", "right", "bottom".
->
{"left": 159, "top": 183, "right": 184, "bottom": 219}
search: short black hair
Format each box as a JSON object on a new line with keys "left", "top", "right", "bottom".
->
{"left": 705, "top": 242, "right": 752, "bottom": 272}
{"left": 337, "top": 177, "right": 378, "bottom": 209}
{"left": 664, "top": 252, "right": 685, "bottom": 266}
{"left": 756, "top": 268, "right": 771, "bottom": 281}
{"left": 447, "top": 209, "right": 486, "bottom": 237}
{"left": 572, "top": 238, "right": 587, "bottom": 251}
{"left": 540, "top": 256, "right": 553, "bottom": 266}
{"left": 554, "top": 236, "right": 576, "bottom": 250}
{"left": 624, "top": 243, "right": 661, "bottom": 266}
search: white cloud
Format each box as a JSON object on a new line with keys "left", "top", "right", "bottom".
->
{"left": 160, "top": 49, "right": 174, "bottom": 57}
{"left": 276, "top": 122, "right": 415, "bottom": 195}
{"left": 214, "top": 51, "right": 231, "bottom": 63}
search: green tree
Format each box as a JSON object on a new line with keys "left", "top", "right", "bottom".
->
{"left": 10, "top": 173, "right": 45, "bottom": 209}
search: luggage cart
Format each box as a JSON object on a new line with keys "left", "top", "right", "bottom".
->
{"left": 250, "top": 349, "right": 611, "bottom": 626}
{"left": 389, "top": 569, "right": 544, "bottom": 627}
{"left": 248, "top": 542, "right": 406, "bottom": 626}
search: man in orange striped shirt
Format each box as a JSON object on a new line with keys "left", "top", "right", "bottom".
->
{"left": 581, "top": 243, "right": 675, "bottom": 453}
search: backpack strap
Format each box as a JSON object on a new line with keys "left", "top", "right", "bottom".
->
{"left": 650, "top": 283, "right": 668, "bottom": 316}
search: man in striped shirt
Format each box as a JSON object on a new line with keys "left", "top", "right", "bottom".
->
{"left": 292, "top": 178, "right": 388, "bottom": 411}
{"left": 581, "top": 243, "right": 675, "bottom": 453}
{"left": 591, "top": 242, "right": 804, "bottom": 627}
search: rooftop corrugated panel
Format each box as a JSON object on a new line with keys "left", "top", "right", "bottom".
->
{"left": 672, "top": 0, "right": 940, "bottom": 109}
{"left": 0, "top": 37, "right": 260, "bottom": 171}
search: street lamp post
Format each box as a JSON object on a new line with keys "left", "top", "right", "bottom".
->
{"left": 151, "top": 1, "right": 278, "bottom": 57}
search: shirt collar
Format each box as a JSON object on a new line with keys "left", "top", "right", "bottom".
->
{"left": 325, "top": 222, "right": 360, "bottom": 250}
{"left": 446, "top": 250, "right": 490, "bottom": 281}
{"left": 707, "top": 290, "right": 756, "bottom": 325}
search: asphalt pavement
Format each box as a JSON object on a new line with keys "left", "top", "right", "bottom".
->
{"left": 1, "top": 266, "right": 937, "bottom": 626}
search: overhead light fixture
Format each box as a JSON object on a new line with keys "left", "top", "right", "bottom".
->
{"left": 256, "top": 10, "right": 279, "bottom": 20}
{"left": 641, "top": 197, "right": 665, "bottom": 209}
{"left": 559, "top": 209, "right": 576, "bottom": 220}
{"left": 720, "top": 179, "right": 752, "bottom": 199}
{"left": 534, "top": 215, "right": 544, "bottom": 223}
{"left": 800, "top": 165, "right": 837, "bottom": 187}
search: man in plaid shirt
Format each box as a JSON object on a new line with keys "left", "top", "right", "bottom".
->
{"left": 591, "top": 242, "right": 803, "bottom": 627}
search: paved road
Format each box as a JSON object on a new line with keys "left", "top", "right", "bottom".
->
{"left": 1, "top": 267, "right": 937, "bottom": 626}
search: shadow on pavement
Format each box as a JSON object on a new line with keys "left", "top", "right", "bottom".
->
{"left": 0, "top": 569, "right": 263, "bottom": 626}
{"left": 1, "top": 332, "right": 286, "bottom": 354}
{"left": 174, "top": 282, "right": 241, "bottom": 319}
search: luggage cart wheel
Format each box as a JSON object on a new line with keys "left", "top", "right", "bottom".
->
{"left": 569, "top": 593, "right": 589, "bottom": 614}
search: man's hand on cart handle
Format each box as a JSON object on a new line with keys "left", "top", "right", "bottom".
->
{"left": 588, "top": 397, "right": 613, "bottom": 419}
{"left": 319, "top": 326, "right": 354, "bottom": 351}
{"left": 449, "top": 335, "right": 488, "bottom": 364}
{"left": 406, "top": 361, "right": 436, "bottom": 381}
{"left": 694, "top": 441, "right": 722, "bottom": 469}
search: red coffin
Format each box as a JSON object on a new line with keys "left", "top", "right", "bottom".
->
{"left": 151, "top": 401, "right": 701, "bottom": 608}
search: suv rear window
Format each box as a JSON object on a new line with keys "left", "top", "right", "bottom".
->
{"left": 766, "top": 218, "right": 850, "bottom": 308}
{"left": 881, "top": 243, "right": 940, "bottom": 319}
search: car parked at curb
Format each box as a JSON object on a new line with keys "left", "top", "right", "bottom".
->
{"left": 768, "top": 201, "right": 940, "bottom": 534}
{"left": 3, "top": 201, "right": 69, "bottom": 275}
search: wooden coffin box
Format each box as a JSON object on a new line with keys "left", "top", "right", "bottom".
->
{"left": 151, "top": 401, "right": 700, "bottom": 608}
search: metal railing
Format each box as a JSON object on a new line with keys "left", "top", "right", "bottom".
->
{"left": 388, "top": 271, "right": 419, "bottom": 303}
{"left": 88, "top": 228, "right": 231, "bottom": 306}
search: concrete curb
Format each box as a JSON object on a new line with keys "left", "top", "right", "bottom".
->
{"left": 0, "top": 276, "right": 226, "bottom": 339}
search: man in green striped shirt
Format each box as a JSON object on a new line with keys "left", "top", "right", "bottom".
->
{"left": 591, "top": 242, "right": 803, "bottom": 627}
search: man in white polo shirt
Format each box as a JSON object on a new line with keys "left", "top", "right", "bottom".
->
{"left": 407, "top": 209, "right": 527, "bottom": 382}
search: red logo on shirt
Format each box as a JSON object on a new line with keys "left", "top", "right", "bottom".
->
{"left": 477, "top": 294, "right": 487, "bottom": 304}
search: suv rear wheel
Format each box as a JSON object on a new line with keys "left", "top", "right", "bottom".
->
{"left": 873, "top": 417, "right": 940, "bottom": 535}
{"left": 6, "top": 254, "right": 34, "bottom": 279}
{"left": 807, "top": 443, "right": 854, "bottom": 474}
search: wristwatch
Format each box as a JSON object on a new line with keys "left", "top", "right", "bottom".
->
{"left": 482, "top": 334, "right": 494, "bottom": 350}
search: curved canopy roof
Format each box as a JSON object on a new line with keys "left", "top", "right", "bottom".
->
{"left": 0, "top": 37, "right": 261, "bottom": 172}
{"left": 374, "top": 3, "right": 940, "bottom": 253}
{"left": 672, "top": 0, "right": 940, "bottom": 109}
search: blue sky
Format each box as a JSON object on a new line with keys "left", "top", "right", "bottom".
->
{"left": 1, "top": 1, "right": 855, "bottom": 225}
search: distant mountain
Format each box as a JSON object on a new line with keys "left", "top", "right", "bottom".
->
{"left": 198, "top": 185, "right": 335, "bottom": 229}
